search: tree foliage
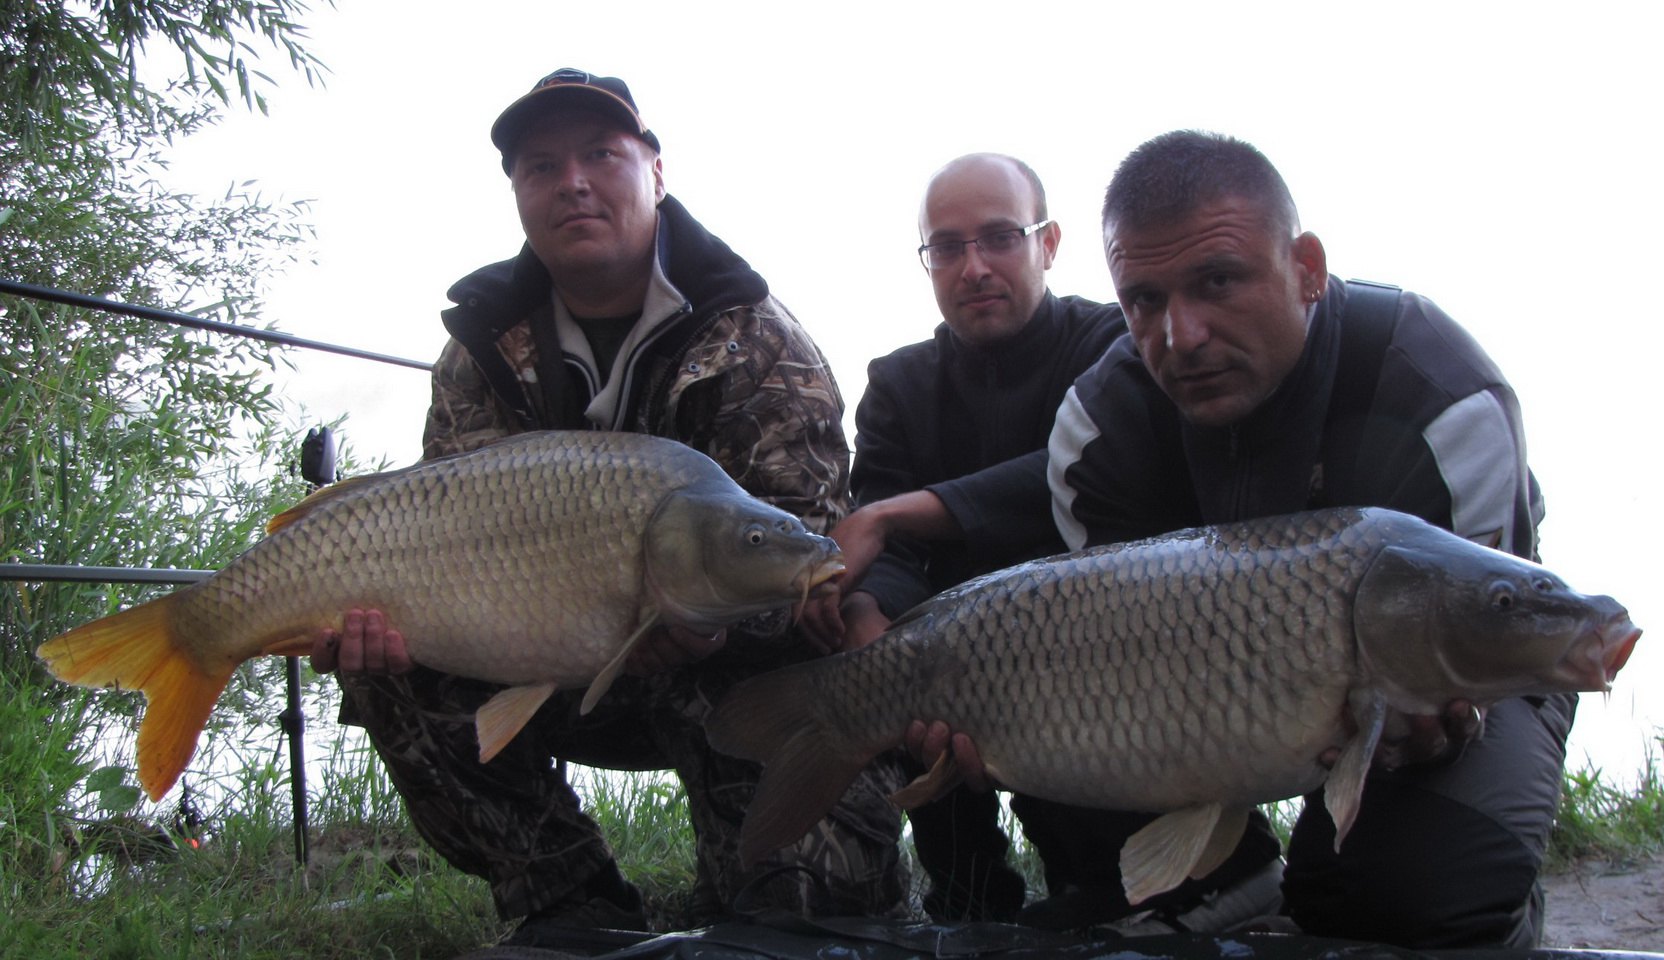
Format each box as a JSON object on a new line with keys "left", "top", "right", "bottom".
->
{"left": 0, "top": 0, "right": 333, "bottom": 859}
{"left": 2, "top": 0, "right": 329, "bottom": 157}
{"left": 1, "top": 0, "right": 329, "bottom": 644}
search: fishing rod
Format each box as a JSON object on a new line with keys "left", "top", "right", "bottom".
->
{"left": 0, "top": 278, "right": 432, "bottom": 371}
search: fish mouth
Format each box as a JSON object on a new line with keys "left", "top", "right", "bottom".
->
{"left": 1603, "top": 624, "right": 1642, "bottom": 685}
{"left": 805, "top": 556, "right": 846, "bottom": 590}
{"left": 1554, "top": 613, "right": 1641, "bottom": 692}
{"left": 795, "top": 556, "right": 847, "bottom": 607}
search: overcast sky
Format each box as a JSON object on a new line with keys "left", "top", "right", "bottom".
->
{"left": 157, "top": 0, "right": 1662, "bottom": 776}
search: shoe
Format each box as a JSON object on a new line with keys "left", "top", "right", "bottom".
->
{"left": 498, "top": 896, "right": 650, "bottom": 954}
{"left": 1112, "top": 857, "right": 1288, "bottom": 936}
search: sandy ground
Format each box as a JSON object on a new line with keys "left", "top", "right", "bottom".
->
{"left": 1542, "top": 854, "right": 1664, "bottom": 951}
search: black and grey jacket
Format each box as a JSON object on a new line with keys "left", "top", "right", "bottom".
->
{"left": 1047, "top": 277, "right": 1544, "bottom": 561}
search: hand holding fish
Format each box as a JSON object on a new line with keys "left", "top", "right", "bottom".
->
{"left": 904, "top": 719, "right": 996, "bottom": 794}
{"left": 824, "top": 491, "right": 961, "bottom": 593}
{"left": 625, "top": 625, "right": 728, "bottom": 675}
{"left": 1370, "top": 700, "right": 1488, "bottom": 769}
{"left": 836, "top": 592, "right": 891, "bottom": 653}
{"left": 312, "top": 608, "right": 414, "bottom": 676}
{"left": 799, "top": 589, "right": 891, "bottom": 654}
{"left": 797, "top": 591, "right": 845, "bottom": 653}
{"left": 801, "top": 490, "right": 962, "bottom": 651}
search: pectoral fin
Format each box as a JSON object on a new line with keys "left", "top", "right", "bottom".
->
{"left": 889, "top": 749, "right": 963, "bottom": 809}
{"left": 475, "top": 682, "right": 557, "bottom": 762}
{"left": 1325, "top": 690, "right": 1388, "bottom": 850}
{"left": 1120, "top": 802, "right": 1246, "bottom": 905}
{"left": 580, "top": 607, "right": 660, "bottom": 716}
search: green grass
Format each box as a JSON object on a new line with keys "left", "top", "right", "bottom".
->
{"left": 0, "top": 677, "right": 504, "bottom": 959}
{"left": 1545, "top": 737, "right": 1664, "bottom": 870}
{"left": 3, "top": 679, "right": 1660, "bottom": 960}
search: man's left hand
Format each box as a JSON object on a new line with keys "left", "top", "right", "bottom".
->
{"left": 1377, "top": 699, "right": 1487, "bottom": 768}
{"left": 625, "top": 625, "right": 727, "bottom": 675}
{"left": 904, "top": 720, "right": 995, "bottom": 792}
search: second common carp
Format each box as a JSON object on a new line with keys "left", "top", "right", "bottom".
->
{"left": 705, "top": 507, "right": 1638, "bottom": 904}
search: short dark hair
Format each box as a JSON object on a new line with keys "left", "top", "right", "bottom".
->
{"left": 1101, "top": 130, "right": 1298, "bottom": 238}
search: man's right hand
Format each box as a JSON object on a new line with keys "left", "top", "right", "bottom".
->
{"left": 825, "top": 505, "right": 891, "bottom": 594}
{"left": 825, "top": 490, "right": 961, "bottom": 590}
{"left": 312, "top": 608, "right": 414, "bottom": 676}
{"left": 799, "top": 589, "right": 893, "bottom": 654}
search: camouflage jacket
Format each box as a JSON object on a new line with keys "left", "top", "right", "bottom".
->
{"left": 423, "top": 195, "right": 850, "bottom": 537}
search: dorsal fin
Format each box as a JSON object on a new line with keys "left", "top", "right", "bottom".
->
{"left": 265, "top": 475, "right": 383, "bottom": 533}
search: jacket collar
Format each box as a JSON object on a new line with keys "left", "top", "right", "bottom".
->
{"left": 937, "top": 290, "right": 1066, "bottom": 370}
{"left": 436, "top": 194, "right": 769, "bottom": 429}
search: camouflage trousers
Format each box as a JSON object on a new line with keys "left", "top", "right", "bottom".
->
{"left": 337, "top": 656, "right": 907, "bottom": 923}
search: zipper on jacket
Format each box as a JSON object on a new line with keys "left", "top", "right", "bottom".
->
{"left": 1227, "top": 424, "right": 1254, "bottom": 520}
{"left": 637, "top": 304, "right": 711, "bottom": 433}
{"left": 981, "top": 357, "right": 1003, "bottom": 465}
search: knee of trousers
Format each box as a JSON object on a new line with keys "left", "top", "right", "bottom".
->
{"left": 1284, "top": 783, "right": 1541, "bottom": 947}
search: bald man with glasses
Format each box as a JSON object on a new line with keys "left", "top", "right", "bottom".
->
{"left": 802, "top": 153, "right": 1139, "bottom": 925}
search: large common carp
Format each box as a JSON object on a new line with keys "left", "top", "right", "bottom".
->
{"left": 38, "top": 430, "right": 844, "bottom": 802}
{"left": 706, "top": 507, "right": 1638, "bottom": 904}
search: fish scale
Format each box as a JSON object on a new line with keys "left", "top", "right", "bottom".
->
{"left": 706, "top": 506, "right": 1639, "bottom": 904}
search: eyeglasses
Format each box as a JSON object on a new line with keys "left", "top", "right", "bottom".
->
{"left": 917, "top": 220, "right": 1051, "bottom": 270}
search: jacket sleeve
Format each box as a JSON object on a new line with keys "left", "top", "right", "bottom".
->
{"left": 672, "top": 300, "right": 851, "bottom": 537}
{"left": 926, "top": 450, "right": 1056, "bottom": 558}
{"left": 1046, "top": 344, "right": 1199, "bottom": 550}
{"left": 848, "top": 356, "right": 937, "bottom": 619}
{"left": 1362, "top": 292, "right": 1544, "bottom": 561}
{"left": 422, "top": 337, "right": 517, "bottom": 461}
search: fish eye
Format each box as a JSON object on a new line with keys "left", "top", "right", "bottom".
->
{"left": 1533, "top": 576, "right": 1557, "bottom": 593}
{"left": 1489, "top": 580, "right": 1518, "bottom": 611}
{"left": 744, "top": 524, "right": 766, "bottom": 546}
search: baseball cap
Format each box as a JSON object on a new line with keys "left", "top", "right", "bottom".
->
{"left": 491, "top": 67, "right": 661, "bottom": 173}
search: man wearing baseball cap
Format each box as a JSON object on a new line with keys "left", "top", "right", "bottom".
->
{"left": 317, "top": 68, "right": 906, "bottom": 946}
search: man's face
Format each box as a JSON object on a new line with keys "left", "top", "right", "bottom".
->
{"left": 919, "top": 158, "right": 1059, "bottom": 346}
{"left": 1106, "top": 196, "right": 1326, "bottom": 428}
{"left": 510, "top": 109, "right": 665, "bottom": 282}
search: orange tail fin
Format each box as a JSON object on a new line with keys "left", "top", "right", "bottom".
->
{"left": 35, "top": 595, "right": 234, "bottom": 802}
